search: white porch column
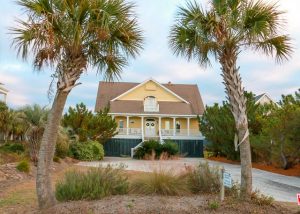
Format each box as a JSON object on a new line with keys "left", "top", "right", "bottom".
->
{"left": 173, "top": 117, "right": 176, "bottom": 136}
{"left": 141, "top": 116, "right": 144, "bottom": 140}
{"left": 126, "top": 116, "right": 129, "bottom": 135}
{"left": 159, "top": 117, "right": 161, "bottom": 135}
{"left": 187, "top": 118, "right": 190, "bottom": 136}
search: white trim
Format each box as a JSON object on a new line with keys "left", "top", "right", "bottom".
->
{"left": 110, "top": 78, "right": 190, "bottom": 104}
{"left": 109, "top": 112, "right": 201, "bottom": 118}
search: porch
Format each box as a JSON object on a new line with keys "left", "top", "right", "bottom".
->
{"left": 112, "top": 115, "right": 203, "bottom": 140}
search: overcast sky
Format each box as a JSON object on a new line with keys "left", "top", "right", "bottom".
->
{"left": 0, "top": 0, "right": 299, "bottom": 111}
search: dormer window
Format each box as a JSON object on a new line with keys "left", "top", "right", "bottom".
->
{"left": 144, "top": 96, "right": 159, "bottom": 112}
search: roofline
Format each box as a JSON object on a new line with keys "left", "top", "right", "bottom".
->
{"left": 110, "top": 78, "right": 190, "bottom": 104}
{"left": 108, "top": 112, "right": 202, "bottom": 117}
{"left": 255, "top": 93, "right": 274, "bottom": 104}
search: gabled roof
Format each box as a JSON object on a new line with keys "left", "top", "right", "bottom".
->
{"left": 95, "top": 79, "right": 205, "bottom": 115}
{"left": 111, "top": 78, "right": 189, "bottom": 104}
{"left": 255, "top": 93, "right": 274, "bottom": 104}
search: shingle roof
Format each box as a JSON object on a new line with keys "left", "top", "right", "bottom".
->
{"left": 95, "top": 81, "right": 205, "bottom": 115}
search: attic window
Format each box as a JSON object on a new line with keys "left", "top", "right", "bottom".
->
{"left": 144, "top": 96, "right": 159, "bottom": 112}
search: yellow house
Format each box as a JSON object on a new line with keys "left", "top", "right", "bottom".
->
{"left": 95, "top": 78, "right": 205, "bottom": 157}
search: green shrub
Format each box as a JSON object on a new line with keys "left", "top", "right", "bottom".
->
{"left": 53, "top": 156, "right": 60, "bottom": 163}
{"left": 208, "top": 201, "right": 219, "bottom": 210}
{"left": 161, "top": 140, "right": 179, "bottom": 156}
{"left": 69, "top": 140, "right": 104, "bottom": 161}
{"left": 1, "top": 142, "right": 25, "bottom": 154}
{"left": 134, "top": 140, "right": 161, "bottom": 159}
{"left": 16, "top": 160, "right": 30, "bottom": 173}
{"left": 130, "top": 169, "right": 189, "bottom": 196}
{"left": 55, "top": 165, "right": 128, "bottom": 201}
{"left": 186, "top": 162, "right": 220, "bottom": 193}
{"left": 56, "top": 130, "right": 70, "bottom": 158}
{"left": 134, "top": 140, "right": 178, "bottom": 159}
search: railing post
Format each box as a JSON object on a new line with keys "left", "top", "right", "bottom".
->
{"left": 141, "top": 116, "right": 144, "bottom": 141}
{"left": 126, "top": 116, "right": 129, "bottom": 135}
{"left": 173, "top": 117, "right": 176, "bottom": 136}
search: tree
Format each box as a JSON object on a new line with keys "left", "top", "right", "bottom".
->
{"left": 22, "top": 105, "right": 49, "bottom": 165}
{"left": 11, "top": 0, "right": 143, "bottom": 208}
{"left": 169, "top": 0, "right": 292, "bottom": 198}
{"left": 257, "top": 90, "right": 300, "bottom": 169}
{"left": 62, "top": 103, "right": 93, "bottom": 142}
{"left": 88, "top": 107, "right": 117, "bottom": 143}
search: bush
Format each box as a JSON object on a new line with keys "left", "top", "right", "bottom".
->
{"left": 161, "top": 140, "right": 179, "bottom": 156}
{"left": 134, "top": 140, "right": 161, "bottom": 159}
{"left": 69, "top": 140, "right": 104, "bottom": 161}
{"left": 56, "top": 129, "right": 70, "bottom": 158}
{"left": 208, "top": 201, "right": 219, "bottom": 210}
{"left": 130, "top": 169, "right": 189, "bottom": 196}
{"left": 1, "top": 142, "right": 25, "bottom": 154}
{"left": 55, "top": 165, "right": 128, "bottom": 201}
{"left": 186, "top": 162, "right": 220, "bottom": 193}
{"left": 251, "top": 190, "right": 274, "bottom": 206}
{"left": 16, "top": 160, "right": 30, "bottom": 173}
{"left": 134, "top": 140, "right": 178, "bottom": 159}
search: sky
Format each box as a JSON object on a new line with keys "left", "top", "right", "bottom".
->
{"left": 0, "top": 0, "right": 299, "bottom": 111}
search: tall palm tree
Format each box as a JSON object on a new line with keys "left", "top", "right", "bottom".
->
{"left": 169, "top": 0, "right": 292, "bottom": 198}
{"left": 11, "top": 0, "right": 143, "bottom": 208}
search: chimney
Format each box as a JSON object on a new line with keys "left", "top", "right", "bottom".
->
{"left": 168, "top": 81, "right": 172, "bottom": 85}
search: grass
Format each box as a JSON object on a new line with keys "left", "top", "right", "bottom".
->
{"left": 251, "top": 190, "right": 274, "bottom": 206}
{"left": 208, "top": 200, "right": 219, "bottom": 210}
{"left": 130, "top": 169, "right": 190, "bottom": 196}
{"left": 186, "top": 162, "right": 220, "bottom": 193}
{"left": 55, "top": 165, "right": 129, "bottom": 201}
{"left": 16, "top": 160, "right": 30, "bottom": 173}
{"left": 0, "top": 187, "right": 36, "bottom": 208}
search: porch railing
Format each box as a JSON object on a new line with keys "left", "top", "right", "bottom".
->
{"left": 117, "top": 128, "right": 142, "bottom": 135}
{"left": 161, "top": 129, "right": 202, "bottom": 137}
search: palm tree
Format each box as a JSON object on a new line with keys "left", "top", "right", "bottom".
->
{"left": 11, "top": 0, "right": 143, "bottom": 208}
{"left": 169, "top": 0, "right": 292, "bottom": 199}
{"left": 22, "top": 105, "right": 49, "bottom": 166}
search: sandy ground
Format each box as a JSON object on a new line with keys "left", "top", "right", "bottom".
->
{"left": 78, "top": 157, "right": 300, "bottom": 203}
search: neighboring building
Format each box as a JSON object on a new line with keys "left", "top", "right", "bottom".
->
{"left": 95, "top": 78, "right": 205, "bottom": 157}
{"left": 0, "top": 83, "right": 8, "bottom": 103}
{"left": 254, "top": 93, "right": 274, "bottom": 105}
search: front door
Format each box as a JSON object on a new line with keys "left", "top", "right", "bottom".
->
{"left": 145, "top": 119, "right": 156, "bottom": 136}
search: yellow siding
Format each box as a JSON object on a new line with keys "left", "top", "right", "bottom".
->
{"left": 190, "top": 118, "right": 199, "bottom": 130}
{"left": 117, "top": 80, "right": 182, "bottom": 102}
{"left": 128, "top": 117, "right": 141, "bottom": 128}
{"left": 115, "top": 116, "right": 127, "bottom": 128}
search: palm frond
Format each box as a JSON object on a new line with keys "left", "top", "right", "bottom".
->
{"left": 253, "top": 35, "right": 293, "bottom": 63}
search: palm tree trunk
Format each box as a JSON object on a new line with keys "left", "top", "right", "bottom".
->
{"left": 219, "top": 48, "right": 252, "bottom": 199}
{"left": 36, "top": 90, "right": 69, "bottom": 209}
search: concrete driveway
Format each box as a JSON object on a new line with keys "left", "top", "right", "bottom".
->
{"left": 78, "top": 157, "right": 300, "bottom": 203}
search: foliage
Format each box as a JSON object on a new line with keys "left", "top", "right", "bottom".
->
{"left": 130, "top": 169, "right": 189, "bottom": 196}
{"left": 88, "top": 108, "right": 118, "bottom": 144}
{"left": 251, "top": 190, "right": 274, "bottom": 206}
{"left": 134, "top": 140, "right": 179, "bottom": 159}
{"left": 16, "top": 160, "right": 30, "bottom": 173}
{"left": 208, "top": 201, "right": 219, "bottom": 210}
{"left": 63, "top": 104, "right": 117, "bottom": 143}
{"left": 161, "top": 140, "right": 179, "bottom": 157}
{"left": 55, "top": 166, "right": 128, "bottom": 201}
{"left": 201, "top": 92, "right": 259, "bottom": 160}
{"left": 62, "top": 103, "right": 93, "bottom": 142}
{"left": 0, "top": 142, "right": 25, "bottom": 154}
{"left": 55, "top": 128, "right": 70, "bottom": 159}
{"left": 69, "top": 140, "right": 104, "bottom": 161}
{"left": 252, "top": 90, "right": 300, "bottom": 169}
{"left": 186, "top": 162, "right": 220, "bottom": 194}
{"left": 21, "top": 104, "right": 48, "bottom": 165}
